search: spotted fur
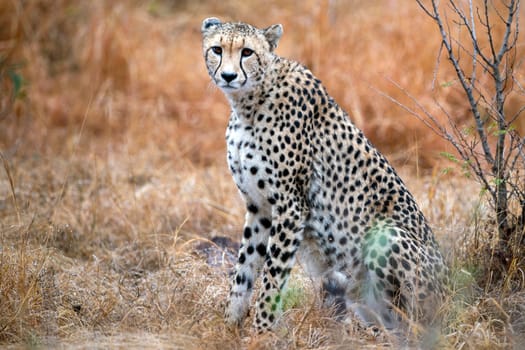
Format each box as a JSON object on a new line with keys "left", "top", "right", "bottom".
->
{"left": 201, "top": 17, "right": 448, "bottom": 332}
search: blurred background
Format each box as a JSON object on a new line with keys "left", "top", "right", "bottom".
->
{"left": 3, "top": 0, "right": 523, "bottom": 169}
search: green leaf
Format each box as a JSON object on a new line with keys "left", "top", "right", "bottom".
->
{"left": 7, "top": 69, "right": 25, "bottom": 99}
{"left": 439, "top": 151, "right": 459, "bottom": 163}
{"left": 492, "top": 178, "right": 505, "bottom": 186}
{"left": 479, "top": 186, "right": 488, "bottom": 196}
{"left": 487, "top": 122, "right": 497, "bottom": 133}
{"left": 282, "top": 281, "right": 306, "bottom": 310}
{"left": 492, "top": 126, "right": 515, "bottom": 136}
{"left": 441, "top": 167, "right": 453, "bottom": 175}
{"left": 441, "top": 80, "right": 455, "bottom": 87}
{"left": 10, "top": 72, "right": 22, "bottom": 92}
{"left": 462, "top": 126, "right": 473, "bottom": 136}
{"left": 493, "top": 129, "right": 507, "bottom": 136}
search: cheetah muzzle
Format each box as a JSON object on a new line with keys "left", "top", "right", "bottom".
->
{"left": 201, "top": 17, "right": 448, "bottom": 333}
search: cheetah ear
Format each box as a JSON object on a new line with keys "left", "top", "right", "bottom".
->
{"left": 263, "top": 24, "right": 283, "bottom": 51}
{"left": 202, "top": 17, "right": 221, "bottom": 33}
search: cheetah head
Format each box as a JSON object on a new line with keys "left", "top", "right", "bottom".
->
{"left": 201, "top": 18, "right": 282, "bottom": 94}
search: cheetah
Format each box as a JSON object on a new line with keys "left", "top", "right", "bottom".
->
{"left": 201, "top": 17, "right": 448, "bottom": 332}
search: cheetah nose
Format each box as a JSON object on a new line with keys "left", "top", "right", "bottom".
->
{"left": 221, "top": 72, "right": 238, "bottom": 83}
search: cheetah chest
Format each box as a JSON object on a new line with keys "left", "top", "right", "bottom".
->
{"left": 226, "top": 118, "right": 272, "bottom": 208}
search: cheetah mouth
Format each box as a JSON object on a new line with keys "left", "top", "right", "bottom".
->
{"left": 217, "top": 80, "right": 247, "bottom": 91}
{"left": 221, "top": 84, "right": 238, "bottom": 90}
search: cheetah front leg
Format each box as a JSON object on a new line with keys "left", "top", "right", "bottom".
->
{"left": 225, "top": 207, "right": 271, "bottom": 327}
{"left": 253, "top": 201, "right": 303, "bottom": 331}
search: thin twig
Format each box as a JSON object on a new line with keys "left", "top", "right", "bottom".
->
{"left": 0, "top": 151, "right": 20, "bottom": 225}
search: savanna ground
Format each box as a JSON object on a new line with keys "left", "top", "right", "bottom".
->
{"left": 1, "top": 0, "right": 524, "bottom": 349}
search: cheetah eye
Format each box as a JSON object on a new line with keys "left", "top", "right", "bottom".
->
{"left": 241, "top": 48, "right": 254, "bottom": 57}
{"left": 211, "top": 46, "right": 222, "bottom": 55}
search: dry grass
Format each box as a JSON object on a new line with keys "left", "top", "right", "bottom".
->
{"left": 1, "top": 0, "right": 524, "bottom": 348}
